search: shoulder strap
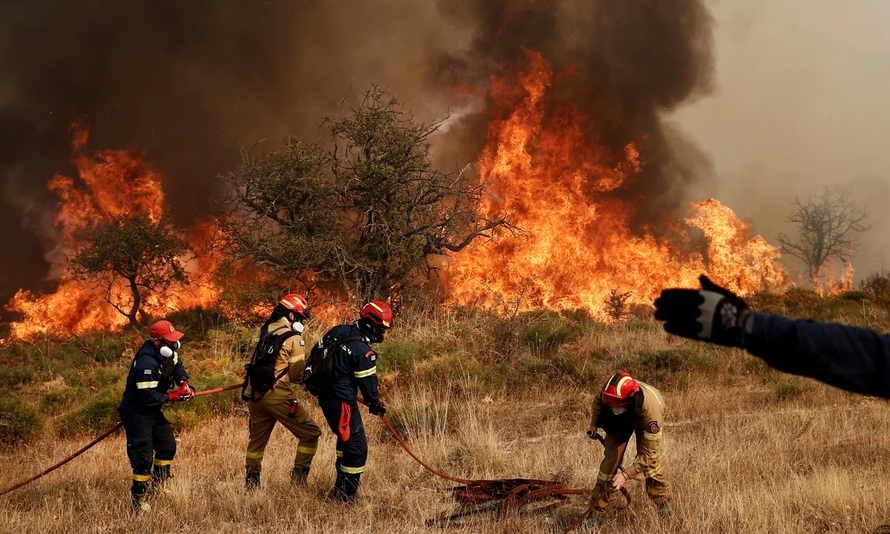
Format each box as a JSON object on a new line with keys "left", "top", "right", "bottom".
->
{"left": 242, "top": 328, "right": 300, "bottom": 402}
{"left": 325, "top": 335, "right": 366, "bottom": 381}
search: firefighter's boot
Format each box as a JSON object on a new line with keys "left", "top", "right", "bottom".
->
{"left": 131, "top": 480, "right": 151, "bottom": 513}
{"left": 334, "top": 472, "right": 361, "bottom": 503}
{"left": 245, "top": 469, "right": 261, "bottom": 491}
{"left": 290, "top": 467, "right": 310, "bottom": 489}
{"left": 151, "top": 464, "right": 173, "bottom": 494}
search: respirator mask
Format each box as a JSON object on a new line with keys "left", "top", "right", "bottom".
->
{"left": 292, "top": 321, "right": 305, "bottom": 334}
{"left": 611, "top": 406, "right": 628, "bottom": 416}
{"left": 158, "top": 339, "right": 180, "bottom": 358}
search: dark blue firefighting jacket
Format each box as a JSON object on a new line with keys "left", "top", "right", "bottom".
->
{"left": 119, "top": 340, "right": 189, "bottom": 415}
{"left": 320, "top": 323, "right": 380, "bottom": 405}
{"left": 745, "top": 312, "right": 890, "bottom": 398}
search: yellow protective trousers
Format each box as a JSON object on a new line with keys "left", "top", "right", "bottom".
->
{"left": 245, "top": 397, "right": 321, "bottom": 472}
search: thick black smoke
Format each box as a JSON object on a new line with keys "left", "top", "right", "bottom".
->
{"left": 0, "top": 0, "right": 715, "bottom": 308}
{"left": 0, "top": 0, "right": 457, "bottom": 308}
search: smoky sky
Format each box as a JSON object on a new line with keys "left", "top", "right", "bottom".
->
{"left": 0, "top": 0, "right": 716, "bottom": 309}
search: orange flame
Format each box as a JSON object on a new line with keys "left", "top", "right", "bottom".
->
{"left": 6, "top": 124, "right": 216, "bottom": 340}
{"left": 448, "top": 50, "right": 788, "bottom": 319}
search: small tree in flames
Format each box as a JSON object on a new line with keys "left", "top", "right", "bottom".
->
{"left": 218, "top": 86, "right": 511, "bottom": 305}
{"left": 71, "top": 213, "right": 190, "bottom": 326}
{"left": 605, "top": 289, "right": 633, "bottom": 322}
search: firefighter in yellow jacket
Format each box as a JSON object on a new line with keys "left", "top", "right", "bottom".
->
{"left": 587, "top": 372, "right": 672, "bottom": 514}
{"left": 242, "top": 294, "right": 322, "bottom": 490}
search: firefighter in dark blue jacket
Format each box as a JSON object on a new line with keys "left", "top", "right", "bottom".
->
{"left": 118, "top": 320, "right": 195, "bottom": 512}
{"left": 316, "top": 301, "right": 392, "bottom": 502}
{"left": 655, "top": 275, "right": 890, "bottom": 398}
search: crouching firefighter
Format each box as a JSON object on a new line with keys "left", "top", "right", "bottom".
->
{"left": 587, "top": 372, "right": 672, "bottom": 516}
{"left": 303, "top": 301, "right": 392, "bottom": 502}
{"left": 242, "top": 294, "right": 322, "bottom": 490}
{"left": 118, "top": 320, "right": 196, "bottom": 513}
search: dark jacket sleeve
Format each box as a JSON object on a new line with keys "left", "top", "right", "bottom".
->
{"left": 132, "top": 359, "right": 170, "bottom": 408}
{"left": 350, "top": 343, "right": 380, "bottom": 406}
{"left": 745, "top": 312, "right": 890, "bottom": 398}
{"left": 173, "top": 354, "right": 189, "bottom": 384}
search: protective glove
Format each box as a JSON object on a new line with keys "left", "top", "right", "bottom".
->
{"left": 168, "top": 390, "right": 183, "bottom": 404}
{"left": 369, "top": 402, "right": 386, "bottom": 416}
{"left": 654, "top": 274, "right": 751, "bottom": 347}
{"left": 169, "top": 382, "right": 194, "bottom": 404}
{"left": 179, "top": 381, "right": 196, "bottom": 402}
{"left": 610, "top": 471, "right": 630, "bottom": 491}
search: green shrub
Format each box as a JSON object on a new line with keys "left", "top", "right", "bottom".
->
{"left": 56, "top": 389, "right": 120, "bottom": 437}
{"left": 38, "top": 386, "right": 85, "bottom": 415}
{"left": 636, "top": 347, "right": 717, "bottom": 372}
{"left": 0, "top": 397, "right": 44, "bottom": 446}
{"left": 774, "top": 379, "right": 807, "bottom": 400}
{"left": 520, "top": 321, "right": 582, "bottom": 355}
{"left": 378, "top": 340, "right": 426, "bottom": 372}
{"left": 0, "top": 366, "right": 39, "bottom": 388}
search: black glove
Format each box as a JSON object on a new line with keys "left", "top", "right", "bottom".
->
{"left": 369, "top": 402, "right": 386, "bottom": 416}
{"left": 654, "top": 274, "right": 751, "bottom": 347}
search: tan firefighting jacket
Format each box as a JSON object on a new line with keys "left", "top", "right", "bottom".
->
{"left": 590, "top": 380, "right": 665, "bottom": 479}
{"left": 243, "top": 316, "right": 307, "bottom": 400}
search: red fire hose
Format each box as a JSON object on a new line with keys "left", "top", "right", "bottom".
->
{"left": 0, "top": 382, "right": 243, "bottom": 498}
{"left": 358, "top": 399, "right": 630, "bottom": 528}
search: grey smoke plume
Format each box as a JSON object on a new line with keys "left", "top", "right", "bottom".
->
{"left": 0, "top": 0, "right": 716, "bottom": 308}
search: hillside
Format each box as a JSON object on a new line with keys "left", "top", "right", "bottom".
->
{"left": 1, "top": 293, "right": 889, "bottom": 533}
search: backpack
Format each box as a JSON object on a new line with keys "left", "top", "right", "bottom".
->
{"left": 241, "top": 327, "right": 298, "bottom": 401}
{"left": 301, "top": 334, "right": 364, "bottom": 396}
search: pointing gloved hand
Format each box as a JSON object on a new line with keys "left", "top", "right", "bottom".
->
{"left": 654, "top": 274, "right": 752, "bottom": 348}
{"left": 369, "top": 402, "right": 387, "bottom": 416}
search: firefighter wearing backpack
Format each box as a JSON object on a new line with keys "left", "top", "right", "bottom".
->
{"left": 242, "top": 294, "right": 322, "bottom": 490}
{"left": 587, "top": 372, "right": 672, "bottom": 516}
{"left": 118, "top": 320, "right": 195, "bottom": 513}
{"left": 307, "top": 301, "right": 391, "bottom": 502}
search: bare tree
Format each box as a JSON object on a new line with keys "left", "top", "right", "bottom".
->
{"left": 777, "top": 186, "right": 870, "bottom": 280}
{"left": 217, "top": 86, "right": 513, "bottom": 306}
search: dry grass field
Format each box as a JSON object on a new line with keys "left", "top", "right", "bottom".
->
{"left": 2, "top": 307, "right": 890, "bottom": 533}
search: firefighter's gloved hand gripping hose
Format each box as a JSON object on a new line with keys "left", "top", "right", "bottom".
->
{"left": 358, "top": 399, "right": 630, "bottom": 528}
{"left": 0, "top": 383, "right": 243, "bottom": 498}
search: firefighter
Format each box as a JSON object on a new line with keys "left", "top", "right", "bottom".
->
{"left": 118, "top": 320, "right": 196, "bottom": 513}
{"left": 316, "top": 301, "right": 391, "bottom": 502}
{"left": 243, "top": 294, "right": 322, "bottom": 490}
{"left": 655, "top": 274, "right": 890, "bottom": 398}
{"left": 587, "top": 372, "right": 672, "bottom": 516}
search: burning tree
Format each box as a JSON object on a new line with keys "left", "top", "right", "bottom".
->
{"left": 219, "top": 86, "right": 510, "bottom": 305}
{"left": 71, "top": 213, "right": 190, "bottom": 326}
{"left": 777, "top": 187, "right": 870, "bottom": 281}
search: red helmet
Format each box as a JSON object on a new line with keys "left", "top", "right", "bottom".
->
{"left": 360, "top": 301, "right": 392, "bottom": 328}
{"left": 279, "top": 294, "right": 309, "bottom": 317}
{"left": 601, "top": 372, "right": 640, "bottom": 408}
